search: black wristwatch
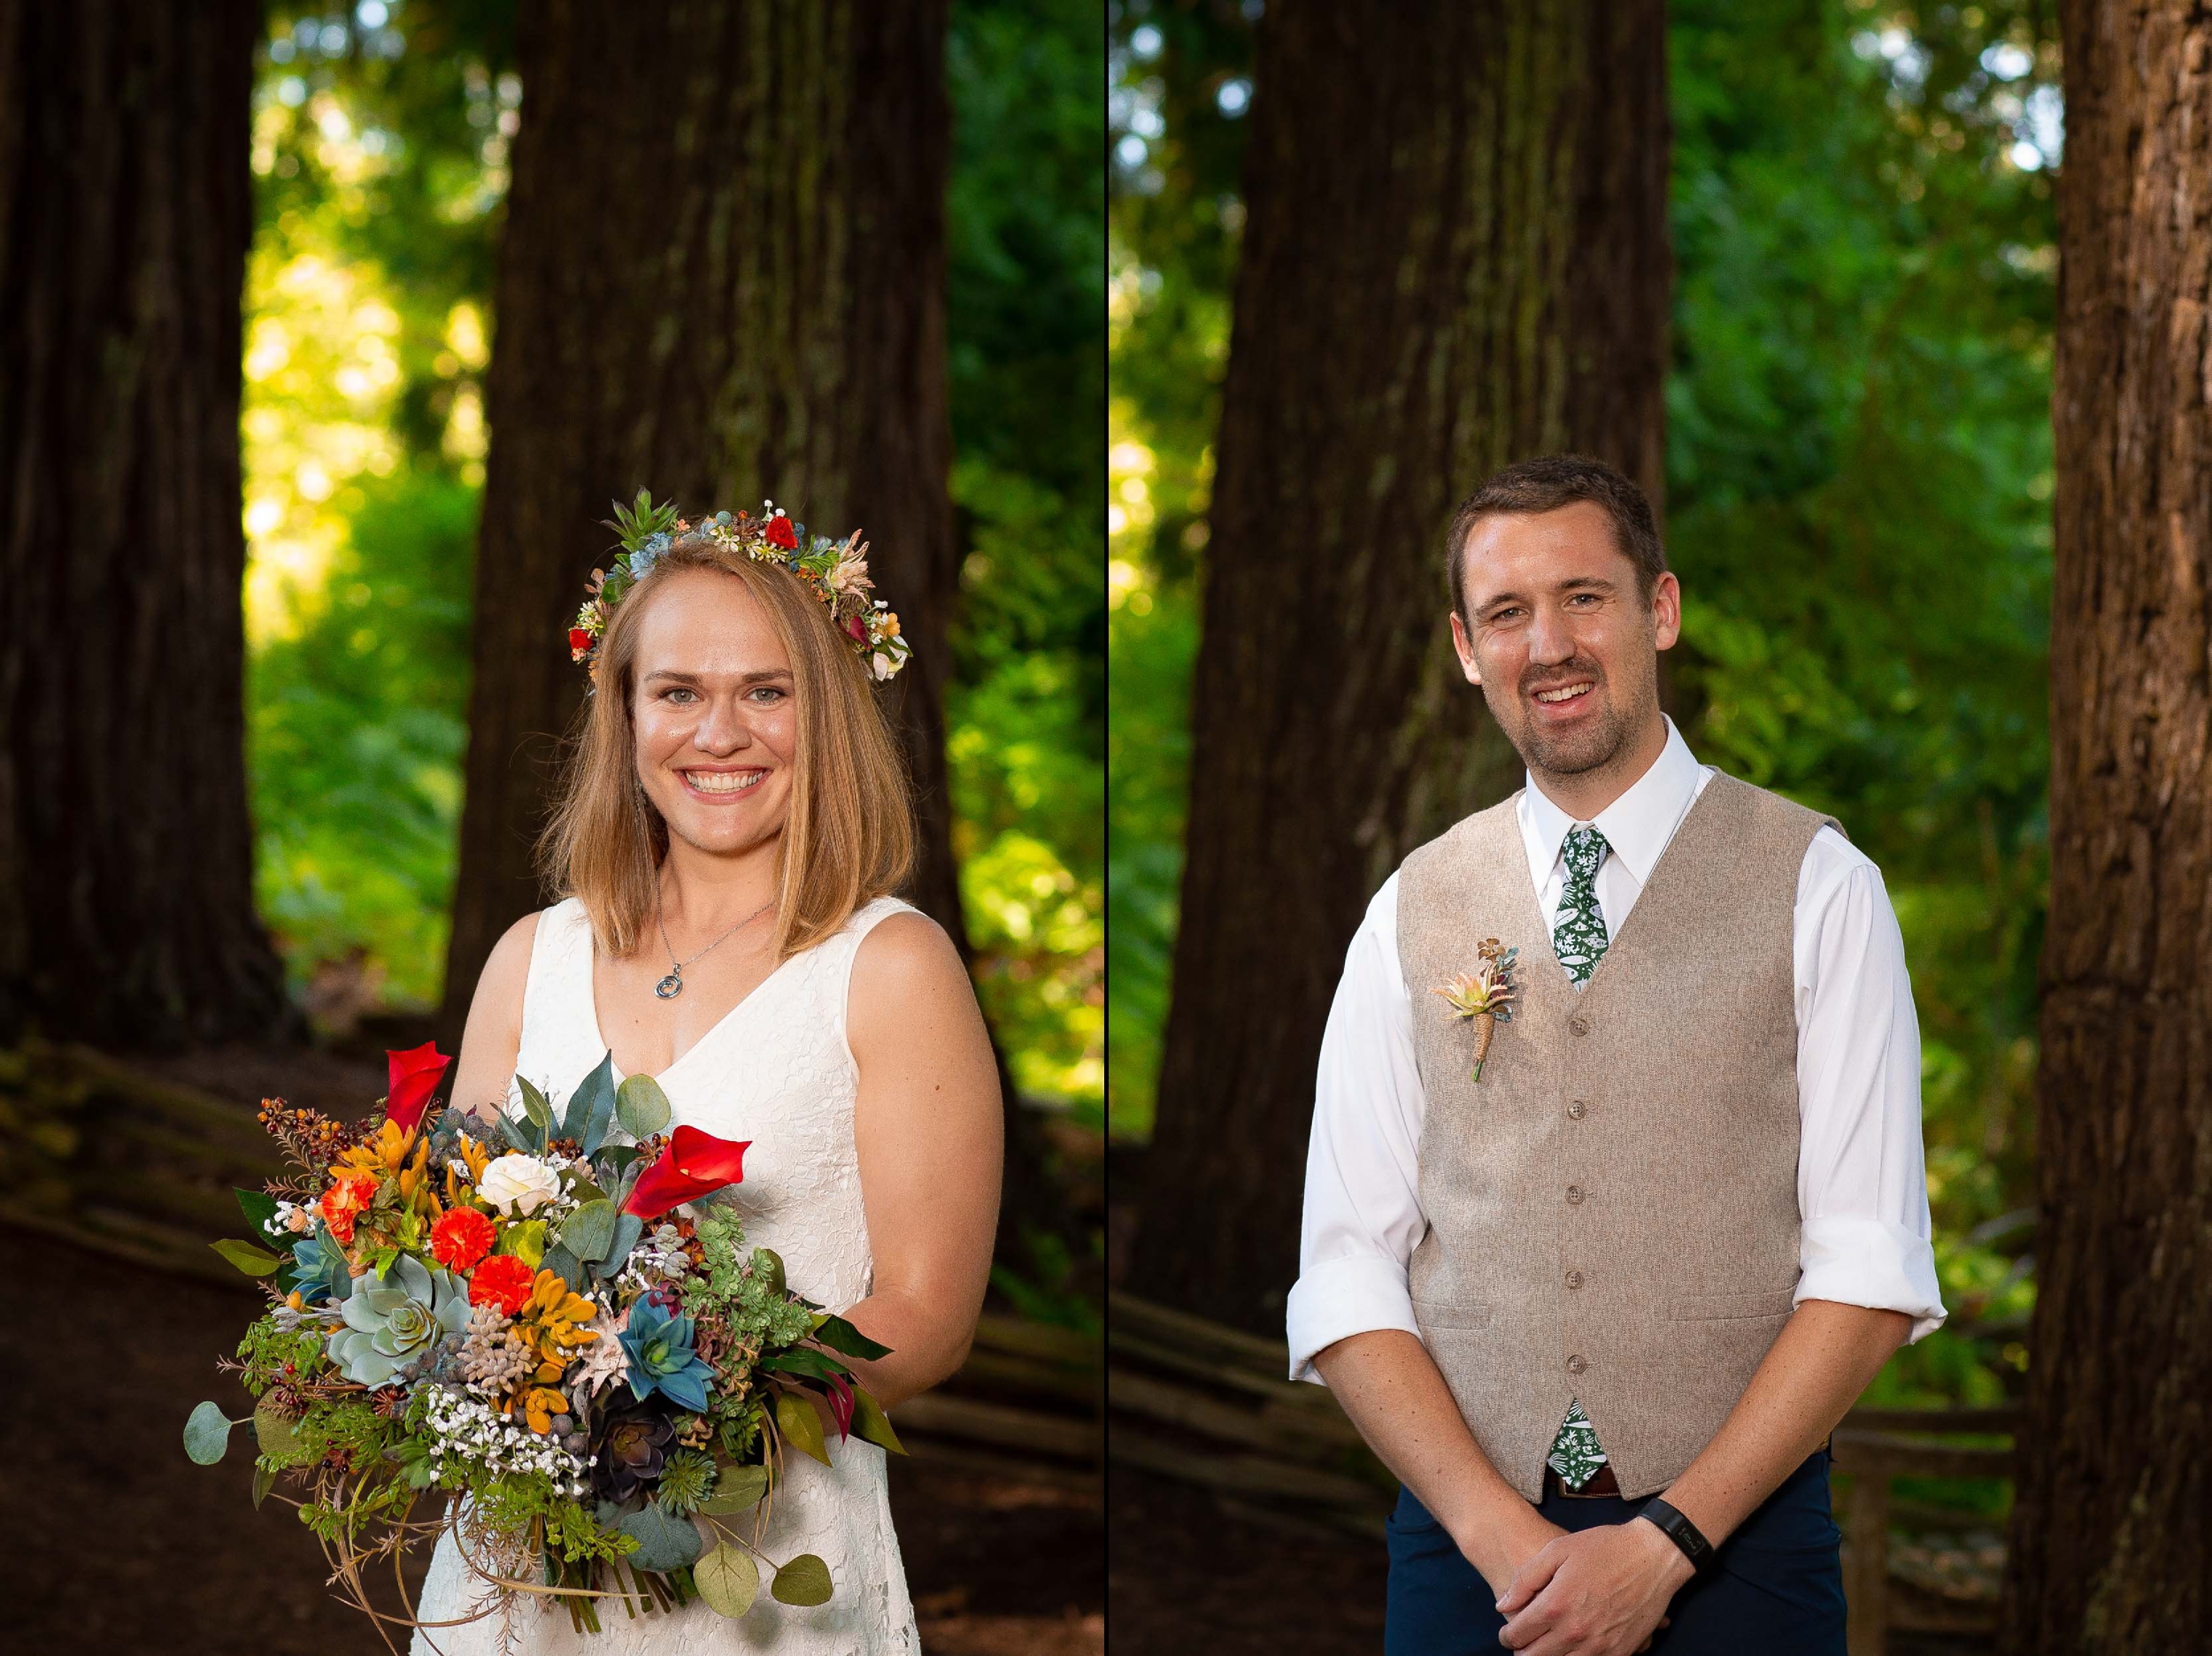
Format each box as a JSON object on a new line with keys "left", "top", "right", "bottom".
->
{"left": 1639, "top": 1497, "right": 1717, "bottom": 1576}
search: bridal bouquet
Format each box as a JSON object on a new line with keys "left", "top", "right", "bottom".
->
{"left": 185, "top": 1044, "right": 901, "bottom": 1645}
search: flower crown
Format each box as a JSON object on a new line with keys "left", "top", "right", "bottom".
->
{"left": 566, "top": 487, "right": 911, "bottom": 684}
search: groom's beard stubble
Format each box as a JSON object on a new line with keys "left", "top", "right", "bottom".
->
{"left": 1483, "top": 653, "right": 1640, "bottom": 780}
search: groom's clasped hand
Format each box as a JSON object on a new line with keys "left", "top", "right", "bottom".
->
{"left": 1493, "top": 1520, "right": 1685, "bottom": 1654}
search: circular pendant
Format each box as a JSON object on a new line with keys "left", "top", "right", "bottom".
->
{"left": 654, "top": 974, "right": 683, "bottom": 1000}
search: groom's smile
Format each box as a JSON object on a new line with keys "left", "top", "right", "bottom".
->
{"left": 1447, "top": 498, "right": 1681, "bottom": 799}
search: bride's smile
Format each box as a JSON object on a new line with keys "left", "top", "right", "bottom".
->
{"left": 630, "top": 566, "right": 800, "bottom": 859}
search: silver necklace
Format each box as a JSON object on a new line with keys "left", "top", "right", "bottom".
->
{"left": 653, "top": 894, "right": 775, "bottom": 999}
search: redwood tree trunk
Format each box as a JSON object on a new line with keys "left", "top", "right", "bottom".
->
{"left": 1128, "top": 0, "right": 1671, "bottom": 1328}
{"left": 2004, "top": 4, "right": 2212, "bottom": 1646}
{"left": 443, "top": 3, "right": 1066, "bottom": 1250}
{"left": 442, "top": 0, "right": 964, "bottom": 1014}
{"left": 0, "top": 0, "right": 291, "bottom": 1050}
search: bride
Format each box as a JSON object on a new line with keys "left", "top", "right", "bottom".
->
{"left": 410, "top": 499, "right": 1003, "bottom": 1653}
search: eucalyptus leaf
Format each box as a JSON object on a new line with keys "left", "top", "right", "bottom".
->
{"left": 694, "top": 1543, "right": 759, "bottom": 1618}
{"left": 603, "top": 1211, "right": 645, "bottom": 1277}
{"left": 850, "top": 1389, "right": 906, "bottom": 1456}
{"left": 251, "top": 1463, "right": 278, "bottom": 1507}
{"left": 618, "top": 1502, "right": 703, "bottom": 1574}
{"left": 694, "top": 1463, "right": 772, "bottom": 1514}
{"left": 770, "top": 1553, "right": 833, "bottom": 1607}
{"left": 501, "top": 1109, "right": 542, "bottom": 1154}
{"left": 211, "top": 1238, "right": 283, "bottom": 1278}
{"left": 565, "top": 1052, "right": 617, "bottom": 1149}
{"left": 184, "top": 1400, "right": 235, "bottom": 1465}
{"left": 775, "top": 1391, "right": 830, "bottom": 1467}
{"left": 543, "top": 1242, "right": 587, "bottom": 1292}
{"left": 561, "top": 1199, "right": 618, "bottom": 1262}
{"left": 615, "top": 1073, "right": 672, "bottom": 1139}
{"left": 517, "top": 1075, "right": 555, "bottom": 1134}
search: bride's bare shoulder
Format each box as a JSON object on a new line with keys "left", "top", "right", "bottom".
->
{"left": 848, "top": 907, "right": 982, "bottom": 1034}
{"left": 450, "top": 910, "right": 545, "bottom": 1122}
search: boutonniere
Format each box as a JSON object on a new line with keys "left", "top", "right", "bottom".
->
{"left": 1434, "top": 939, "right": 1519, "bottom": 1082}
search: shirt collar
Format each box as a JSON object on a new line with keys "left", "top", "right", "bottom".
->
{"left": 1517, "top": 717, "right": 1705, "bottom": 888}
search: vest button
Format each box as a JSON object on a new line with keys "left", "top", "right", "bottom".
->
{"left": 1566, "top": 1269, "right": 1585, "bottom": 1289}
{"left": 1566, "top": 1184, "right": 1585, "bottom": 1205}
{"left": 1567, "top": 1354, "right": 1587, "bottom": 1376}
{"left": 1567, "top": 1100, "right": 1586, "bottom": 1120}
{"left": 1569, "top": 1015, "right": 1591, "bottom": 1037}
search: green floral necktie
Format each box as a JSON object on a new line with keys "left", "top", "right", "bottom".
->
{"left": 1553, "top": 824, "right": 1610, "bottom": 985}
{"left": 1547, "top": 824, "right": 1610, "bottom": 1488}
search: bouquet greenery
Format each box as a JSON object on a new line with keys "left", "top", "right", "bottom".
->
{"left": 185, "top": 1044, "right": 902, "bottom": 1647}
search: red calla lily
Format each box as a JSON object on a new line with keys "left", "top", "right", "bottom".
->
{"left": 384, "top": 1041, "right": 453, "bottom": 1135}
{"left": 622, "top": 1124, "right": 751, "bottom": 1220}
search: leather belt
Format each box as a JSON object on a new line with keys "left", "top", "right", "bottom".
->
{"left": 1546, "top": 1464, "right": 1622, "bottom": 1499}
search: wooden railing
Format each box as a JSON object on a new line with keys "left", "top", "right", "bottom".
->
{"left": 1110, "top": 1292, "right": 2017, "bottom": 1648}
{"left": 1832, "top": 1407, "right": 2016, "bottom": 1654}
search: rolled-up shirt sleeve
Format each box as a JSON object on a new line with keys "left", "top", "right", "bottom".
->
{"left": 1792, "top": 828, "right": 1948, "bottom": 1343}
{"left": 1286, "top": 874, "right": 1432, "bottom": 1383}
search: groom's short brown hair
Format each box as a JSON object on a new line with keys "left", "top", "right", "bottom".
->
{"left": 1445, "top": 455, "right": 1667, "bottom": 623}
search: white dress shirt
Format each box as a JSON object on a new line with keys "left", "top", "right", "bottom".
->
{"left": 1286, "top": 718, "right": 1947, "bottom": 1384}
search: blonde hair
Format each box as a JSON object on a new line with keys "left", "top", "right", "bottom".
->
{"left": 539, "top": 538, "right": 914, "bottom": 962}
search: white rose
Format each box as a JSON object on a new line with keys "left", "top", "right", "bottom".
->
{"left": 476, "top": 1154, "right": 561, "bottom": 1215}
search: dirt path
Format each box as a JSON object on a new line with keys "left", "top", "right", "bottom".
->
{"left": 0, "top": 1222, "right": 1098, "bottom": 1655}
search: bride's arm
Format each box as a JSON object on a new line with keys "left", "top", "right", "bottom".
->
{"left": 446, "top": 911, "right": 541, "bottom": 1131}
{"left": 837, "top": 910, "right": 1004, "bottom": 1411}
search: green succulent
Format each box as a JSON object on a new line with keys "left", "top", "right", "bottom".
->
{"left": 655, "top": 1446, "right": 718, "bottom": 1515}
{"left": 326, "top": 1254, "right": 472, "bottom": 1386}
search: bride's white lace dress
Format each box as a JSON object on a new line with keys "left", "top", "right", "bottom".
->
{"left": 410, "top": 895, "right": 921, "bottom": 1655}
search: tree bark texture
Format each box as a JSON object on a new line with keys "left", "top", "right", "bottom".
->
{"left": 1129, "top": 0, "right": 1671, "bottom": 1328}
{"left": 0, "top": 0, "right": 292, "bottom": 1049}
{"left": 2006, "top": 4, "right": 2212, "bottom": 1647}
{"left": 443, "top": 0, "right": 964, "bottom": 1018}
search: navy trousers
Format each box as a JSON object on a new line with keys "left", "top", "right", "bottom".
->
{"left": 1385, "top": 1449, "right": 1847, "bottom": 1655}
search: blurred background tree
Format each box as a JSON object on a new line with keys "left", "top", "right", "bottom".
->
{"left": 1125, "top": 0, "right": 1671, "bottom": 1326}
{"left": 237, "top": 0, "right": 1101, "bottom": 1155}
{"left": 1111, "top": 0, "right": 2056, "bottom": 1412}
{"left": 0, "top": 0, "right": 291, "bottom": 1049}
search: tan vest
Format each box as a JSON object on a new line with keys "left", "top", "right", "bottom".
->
{"left": 1396, "top": 771, "right": 1836, "bottom": 1501}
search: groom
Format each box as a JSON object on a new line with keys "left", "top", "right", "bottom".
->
{"left": 1288, "top": 456, "right": 1946, "bottom": 1654}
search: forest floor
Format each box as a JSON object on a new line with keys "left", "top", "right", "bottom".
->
{"left": 0, "top": 1046, "right": 1100, "bottom": 1656}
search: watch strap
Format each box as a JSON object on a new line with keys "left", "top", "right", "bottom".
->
{"left": 1639, "top": 1497, "right": 1716, "bottom": 1575}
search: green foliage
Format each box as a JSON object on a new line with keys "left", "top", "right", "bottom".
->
{"left": 184, "top": 1401, "right": 237, "bottom": 1466}
{"left": 235, "top": 1311, "right": 329, "bottom": 1393}
{"left": 1110, "top": 0, "right": 2058, "bottom": 1407}
{"left": 943, "top": 0, "right": 1107, "bottom": 1113}
{"left": 682, "top": 1210, "right": 816, "bottom": 1362}
{"left": 242, "top": 4, "right": 1104, "bottom": 1131}
{"left": 652, "top": 1448, "right": 718, "bottom": 1515}
{"left": 1668, "top": 0, "right": 2055, "bottom": 1405}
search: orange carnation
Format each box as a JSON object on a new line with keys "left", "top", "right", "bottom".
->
{"left": 431, "top": 1206, "right": 496, "bottom": 1272}
{"left": 469, "top": 1252, "right": 536, "bottom": 1315}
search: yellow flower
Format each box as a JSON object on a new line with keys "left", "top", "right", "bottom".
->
{"left": 1435, "top": 953, "right": 1518, "bottom": 1082}
{"left": 512, "top": 1269, "right": 600, "bottom": 1369}
{"left": 520, "top": 1385, "right": 571, "bottom": 1435}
